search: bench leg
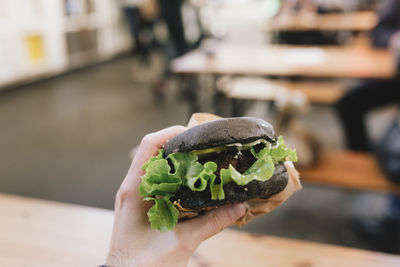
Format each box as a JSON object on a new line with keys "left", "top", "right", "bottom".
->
{"left": 231, "top": 99, "right": 247, "bottom": 117}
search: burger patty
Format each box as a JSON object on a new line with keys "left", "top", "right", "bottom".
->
{"left": 171, "top": 147, "right": 288, "bottom": 211}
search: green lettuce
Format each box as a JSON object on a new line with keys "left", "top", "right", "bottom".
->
{"left": 140, "top": 136, "right": 297, "bottom": 231}
{"left": 139, "top": 155, "right": 182, "bottom": 197}
{"left": 210, "top": 168, "right": 232, "bottom": 200}
{"left": 227, "top": 152, "right": 275, "bottom": 185}
{"left": 266, "top": 136, "right": 298, "bottom": 163}
{"left": 186, "top": 161, "right": 217, "bottom": 191}
{"left": 140, "top": 150, "right": 217, "bottom": 231}
{"left": 142, "top": 149, "right": 163, "bottom": 170}
{"left": 144, "top": 195, "right": 179, "bottom": 232}
{"left": 209, "top": 136, "right": 297, "bottom": 199}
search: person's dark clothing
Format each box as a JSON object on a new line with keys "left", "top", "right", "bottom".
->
{"left": 336, "top": 78, "right": 400, "bottom": 151}
{"left": 335, "top": 0, "right": 400, "bottom": 151}
{"left": 158, "top": 0, "right": 188, "bottom": 57}
{"left": 336, "top": 2, "right": 400, "bottom": 250}
{"left": 123, "top": 7, "right": 152, "bottom": 64}
{"left": 123, "top": 7, "right": 140, "bottom": 41}
{"left": 372, "top": 0, "right": 400, "bottom": 48}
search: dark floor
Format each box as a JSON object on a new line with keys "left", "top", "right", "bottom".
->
{"left": 0, "top": 55, "right": 397, "bottom": 253}
{"left": 0, "top": 55, "right": 188, "bottom": 209}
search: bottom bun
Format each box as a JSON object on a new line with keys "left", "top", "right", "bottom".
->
{"left": 173, "top": 163, "right": 289, "bottom": 212}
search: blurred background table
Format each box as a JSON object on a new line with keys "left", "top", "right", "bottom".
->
{"left": 171, "top": 44, "right": 396, "bottom": 79}
{"left": 171, "top": 43, "right": 396, "bottom": 115}
{"left": 266, "top": 11, "right": 378, "bottom": 32}
{"left": 2, "top": 193, "right": 400, "bottom": 267}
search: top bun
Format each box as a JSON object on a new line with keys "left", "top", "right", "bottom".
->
{"left": 164, "top": 117, "right": 276, "bottom": 156}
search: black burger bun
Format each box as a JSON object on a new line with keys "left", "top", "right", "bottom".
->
{"left": 164, "top": 117, "right": 276, "bottom": 156}
{"left": 162, "top": 116, "right": 291, "bottom": 212}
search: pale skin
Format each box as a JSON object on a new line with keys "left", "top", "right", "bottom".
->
{"left": 106, "top": 126, "right": 246, "bottom": 267}
{"left": 389, "top": 31, "right": 400, "bottom": 51}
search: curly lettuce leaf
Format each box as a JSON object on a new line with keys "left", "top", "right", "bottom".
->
{"left": 139, "top": 158, "right": 182, "bottom": 197}
{"left": 229, "top": 153, "right": 275, "bottom": 186}
{"left": 214, "top": 136, "right": 297, "bottom": 199}
{"left": 144, "top": 195, "right": 179, "bottom": 232}
{"left": 187, "top": 161, "right": 217, "bottom": 191}
{"left": 270, "top": 136, "right": 297, "bottom": 163}
{"left": 210, "top": 168, "right": 232, "bottom": 200}
{"left": 142, "top": 149, "right": 163, "bottom": 170}
{"left": 253, "top": 136, "right": 297, "bottom": 163}
{"left": 139, "top": 136, "right": 297, "bottom": 231}
{"left": 168, "top": 152, "right": 198, "bottom": 180}
{"left": 140, "top": 150, "right": 219, "bottom": 196}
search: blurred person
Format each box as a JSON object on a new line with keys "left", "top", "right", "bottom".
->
{"left": 153, "top": 0, "right": 195, "bottom": 101}
{"left": 158, "top": 0, "right": 189, "bottom": 58}
{"left": 122, "top": 0, "right": 158, "bottom": 65}
{"left": 336, "top": 0, "right": 400, "bottom": 152}
{"left": 104, "top": 126, "right": 246, "bottom": 266}
{"left": 335, "top": 0, "right": 400, "bottom": 253}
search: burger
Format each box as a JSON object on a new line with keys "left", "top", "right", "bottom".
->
{"left": 139, "top": 117, "right": 297, "bottom": 232}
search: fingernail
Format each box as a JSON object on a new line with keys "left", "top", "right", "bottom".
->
{"left": 230, "top": 203, "right": 246, "bottom": 218}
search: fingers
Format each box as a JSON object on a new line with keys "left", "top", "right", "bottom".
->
{"left": 177, "top": 203, "right": 246, "bottom": 247}
{"left": 125, "top": 125, "right": 186, "bottom": 183}
{"left": 133, "top": 125, "right": 187, "bottom": 170}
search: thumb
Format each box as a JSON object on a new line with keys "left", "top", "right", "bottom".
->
{"left": 178, "top": 203, "right": 246, "bottom": 244}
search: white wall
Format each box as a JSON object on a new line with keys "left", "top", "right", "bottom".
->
{"left": 0, "top": 0, "right": 130, "bottom": 88}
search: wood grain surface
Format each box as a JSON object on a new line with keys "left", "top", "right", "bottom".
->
{"left": 171, "top": 44, "right": 396, "bottom": 79}
{"left": 301, "top": 150, "right": 400, "bottom": 194}
{"left": 266, "top": 11, "right": 378, "bottom": 32}
{"left": 1, "top": 193, "right": 400, "bottom": 266}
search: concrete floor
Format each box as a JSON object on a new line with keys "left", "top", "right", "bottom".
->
{"left": 0, "top": 55, "right": 395, "bottom": 253}
{"left": 0, "top": 55, "right": 188, "bottom": 209}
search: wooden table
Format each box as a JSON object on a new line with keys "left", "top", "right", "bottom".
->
{"left": 266, "top": 11, "right": 378, "bottom": 32}
{"left": 2, "top": 193, "right": 400, "bottom": 267}
{"left": 172, "top": 43, "right": 395, "bottom": 115}
{"left": 171, "top": 44, "right": 396, "bottom": 79}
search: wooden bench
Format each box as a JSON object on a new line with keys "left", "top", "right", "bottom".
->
{"left": 1, "top": 193, "right": 400, "bottom": 267}
{"left": 219, "top": 77, "right": 347, "bottom": 104}
{"left": 301, "top": 150, "right": 400, "bottom": 194}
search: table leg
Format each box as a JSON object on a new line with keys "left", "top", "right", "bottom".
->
{"left": 179, "top": 75, "right": 199, "bottom": 117}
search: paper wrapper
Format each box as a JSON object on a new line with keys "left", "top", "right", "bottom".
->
{"left": 178, "top": 113, "right": 302, "bottom": 225}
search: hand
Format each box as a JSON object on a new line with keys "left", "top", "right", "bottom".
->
{"left": 106, "top": 126, "right": 246, "bottom": 267}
